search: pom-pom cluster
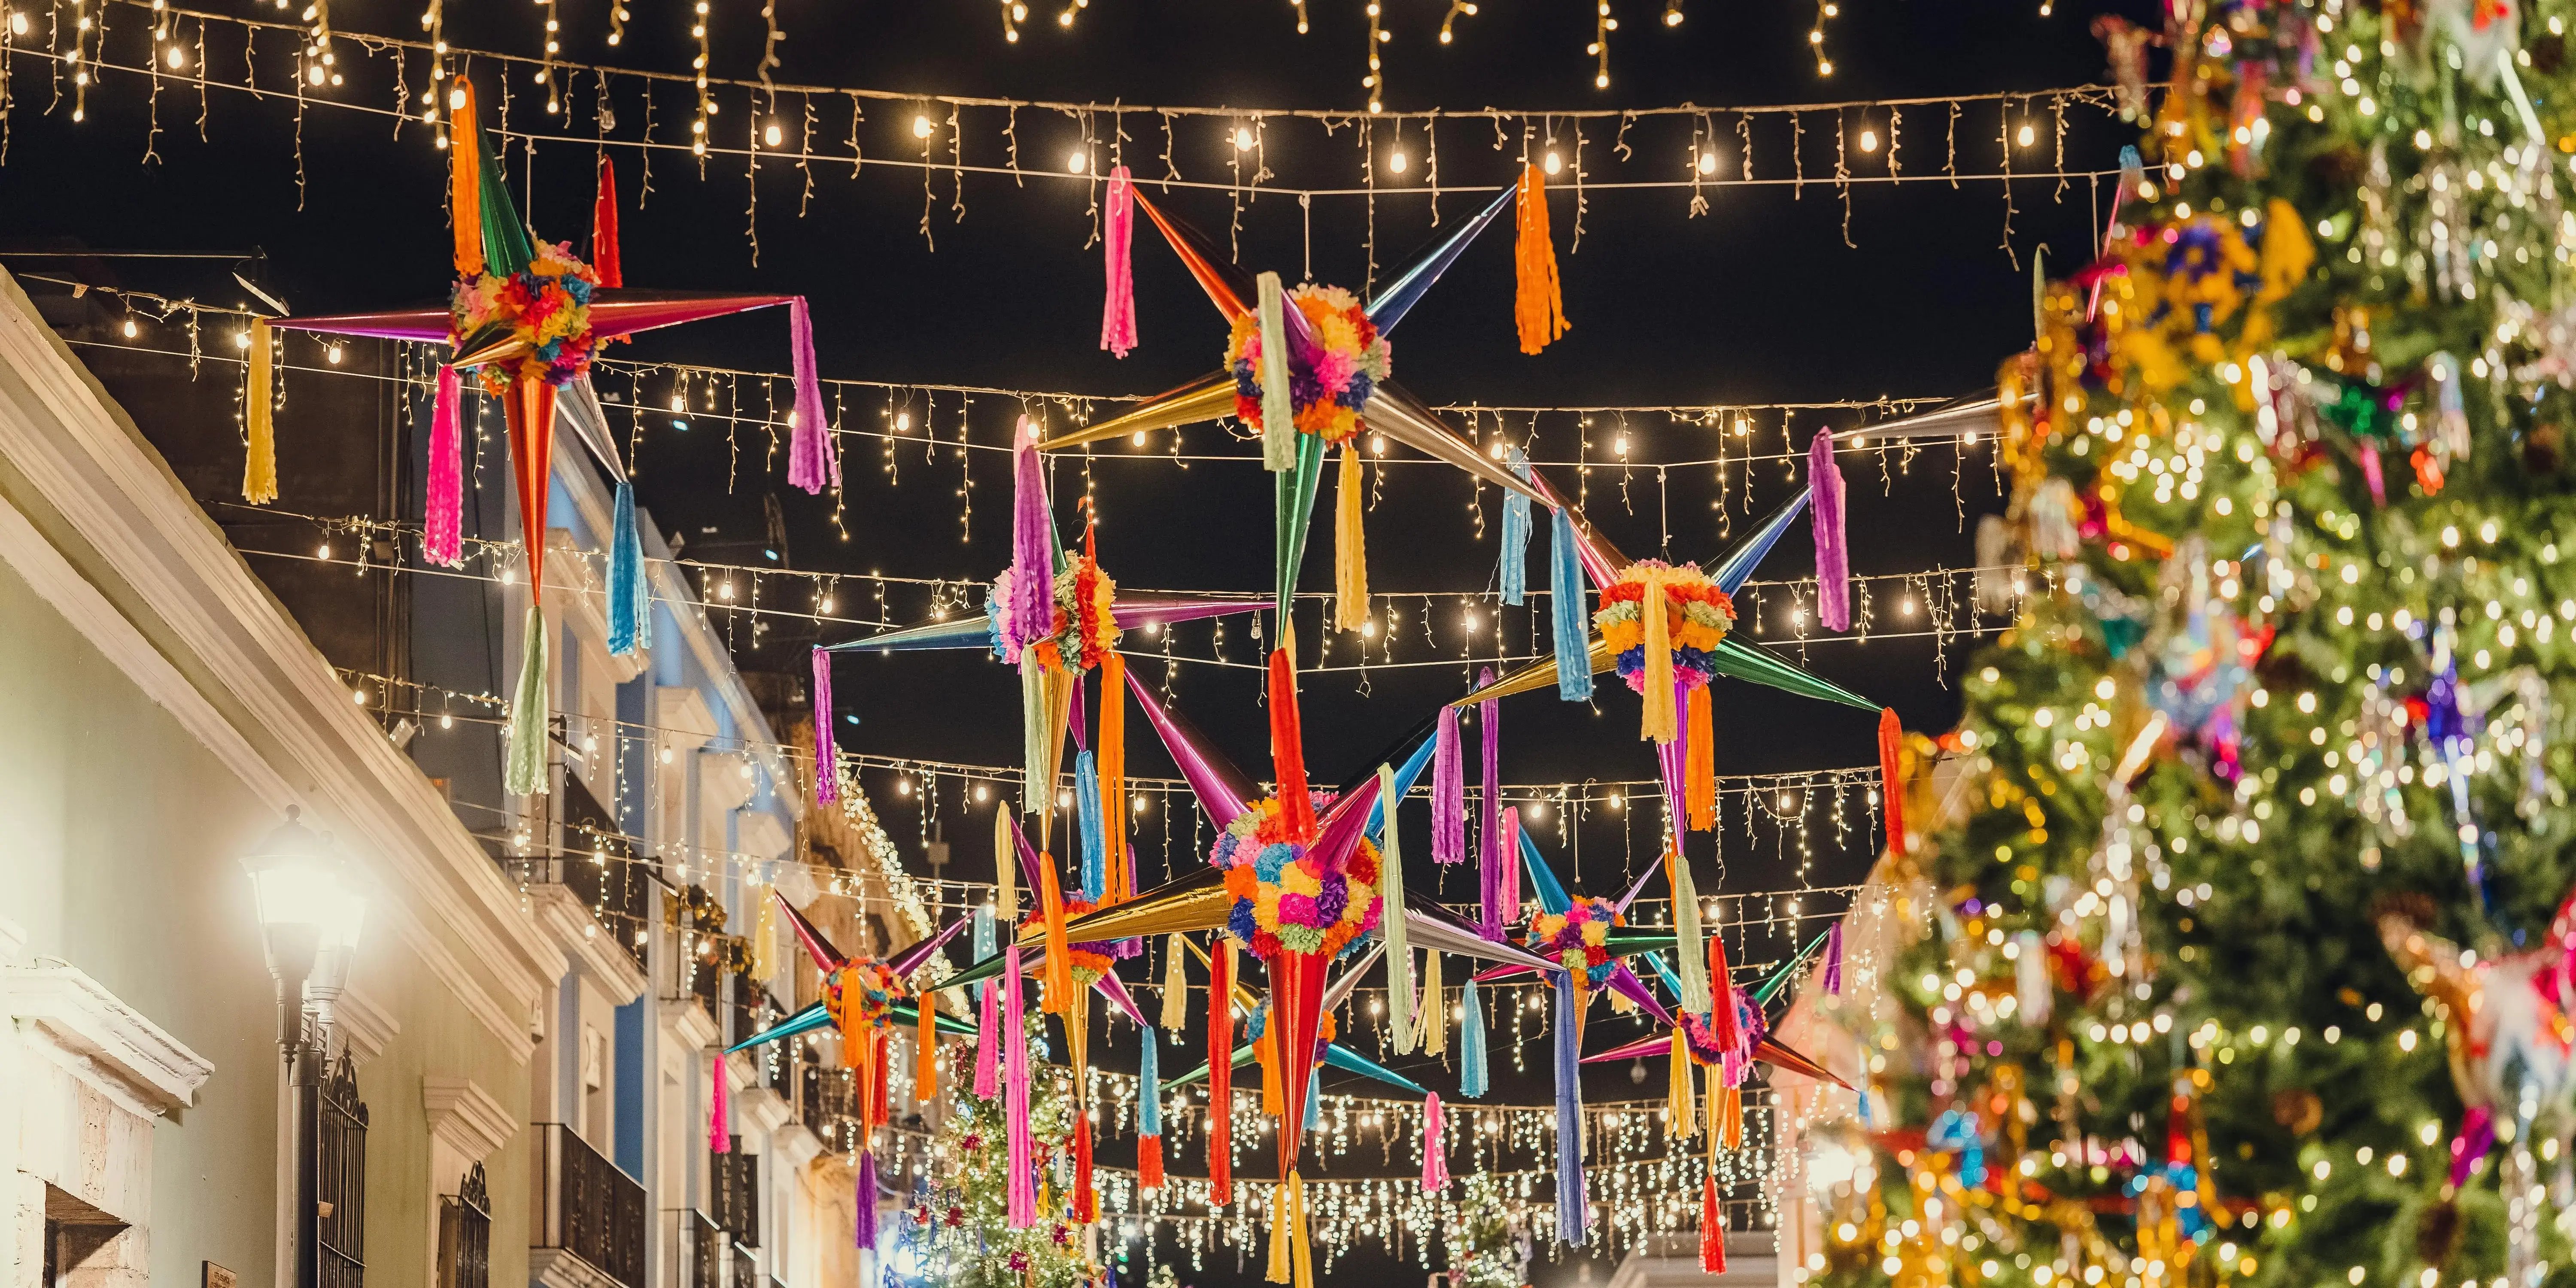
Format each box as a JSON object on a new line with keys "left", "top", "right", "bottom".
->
{"left": 1224, "top": 284, "right": 1391, "bottom": 444}
{"left": 1528, "top": 897, "right": 1617, "bottom": 988}
{"left": 449, "top": 240, "right": 600, "bottom": 392}
{"left": 826, "top": 960, "right": 908, "bottom": 1036}
{"left": 987, "top": 550, "right": 1122, "bottom": 670}
{"left": 1595, "top": 561, "right": 1737, "bottom": 691}
{"left": 1209, "top": 796, "right": 1384, "bottom": 958}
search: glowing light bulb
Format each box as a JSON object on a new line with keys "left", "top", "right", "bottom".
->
{"left": 895, "top": 410, "right": 913, "bottom": 432}
{"left": 1233, "top": 126, "right": 1256, "bottom": 151}
{"left": 120, "top": 317, "right": 138, "bottom": 339}
{"left": 763, "top": 120, "right": 783, "bottom": 147}
{"left": 1696, "top": 149, "right": 1718, "bottom": 175}
{"left": 1389, "top": 149, "right": 1408, "bottom": 174}
{"left": 1662, "top": 6, "right": 1681, "bottom": 22}
{"left": 1858, "top": 128, "right": 1878, "bottom": 152}
{"left": 2017, "top": 122, "right": 2037, "bottom": 148}
{"left": 166, "top": 45, "right": 186, "bottom": 68}
{"left": 913, "top": 114, "right": 934, "bottom": 139}
{"left": 1067, "top": 149, "right": 1088, "bottom": 173}
{"left": 7, "top": 11, "right": 25, "bottom": 34}
{"left": 1542, "top": 150, "right": 1563, "bottom": 175}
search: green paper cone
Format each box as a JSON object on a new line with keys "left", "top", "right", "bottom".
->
{"left": 474, "top": 130, "right": 535, "bottom": 278}
{"left": 1707, "top": 637, "right": 1880, "bottom": 712}
{"left": 1274, "top": 432, "right": 1327, "bottom": 623}
{"left": 505, "top": 604, "right": 550, "bottom": 796}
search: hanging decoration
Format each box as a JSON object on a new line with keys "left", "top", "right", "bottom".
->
{"left": 1514, "top": 162, "right": 1570, "bottom": 355}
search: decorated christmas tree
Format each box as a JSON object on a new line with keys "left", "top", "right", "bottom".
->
{"left": 1810, "top": 4, "right": 2576, "bottom": 1288}
{"left": 1445, "top": 1173, "right": 1530, "bottom": 1288}
{"left": 906, "top": 1016, "right": 1102, "bottom": 1288}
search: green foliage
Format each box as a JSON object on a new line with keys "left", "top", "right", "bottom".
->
{"left": 1446, "top": 1173, "right": 1529, "bottom": 1288}
{"left": 908, "top": 1016, "right": 1101, "bottom": 1288}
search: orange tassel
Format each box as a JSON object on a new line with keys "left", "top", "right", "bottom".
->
{"left": 914, "top": 987, "right": 939, "bottom": 1102}
{"left": 449, "top": 80, "right": 484, "bottom": 276}
{"left": 1686, "top": 685, "right": 1716, "bottom": 831}
{"left": 1209, "top": 943, "right": 1236, "bottom": 1207}
{"left": 1038, "top": 858, "right": 1075, "bottom": 1014}
{"left": 1722, "top": 1084, "right": 1743, "bottom": 1149}
{"left": 1258, "top": 1027, "right": 1284, "bottom": 1115}
{"left": 1100, "top": 653, "right": 1128, "bottom": 902}
{"left": 1267, "top": 647, "right": 1315, "bottom": 841}
{"left": 1877, "top": 707, "right": 1906, "bottom": 855}
{"left": 1513, "top": 164, "right": 1569, "bottom": 355}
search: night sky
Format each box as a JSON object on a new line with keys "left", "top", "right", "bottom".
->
{"left": 2, "top": 0, "right": 2149, "bottom": 1278}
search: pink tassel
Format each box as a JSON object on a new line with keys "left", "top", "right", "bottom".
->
{"left": 1100, "top": 166, "right": 1139, "bottom": 358}
{"left": 1810, "top": 428, "right": 1850, "bottom": 632}
{"left": 1421, "top": 1094, "right": 1451, "bottom": 1193}
{"left": 708, "top": 1054, "right": 731, "bottom": 1152}
{"left": 1433, "top": 706, "right": 1466, "bottom": 865}
{"left": 812, "top": 647, "right": 839, "bottom": 804}
{"left": 423, "top": 366, "right": 465, "bottom": 568}
{"left": 854, "top": 1148, "right": 878, "bottom": 1249}
{"left": 1823, "top": 922, "right": 1845, "bottom": 995}
{"left": 1007, "top": 417, "right": 1054, "bottom": 655}
{"left": 1003, "top": 945, "right": 1038, "bottom": 1228}
{"left": 974, "top": 967, "right": 1002, "bottom": 1097}
{"left": 787, "top": 298, "right": 839, "bottom": 494}
{"left": 1499, "top": 807, "right": 1522, "bottom": 923}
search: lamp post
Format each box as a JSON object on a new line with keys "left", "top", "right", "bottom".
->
{"left": 244, "top": 806, "right": 366, "bottom": 1288}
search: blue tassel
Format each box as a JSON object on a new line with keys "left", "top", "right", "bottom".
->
{"left": 1552, "top": 972, "right": 1587, "bottom": 1243}
{"left": 1305, "top": 1067, "right": 1321, "bottom": 1125}
{"left": 1459, "top": 977, "right": 1488, "bottom": 1098}
{"left": 972, "top": 906, "right": 996, "bottom": 1008}
{"left": 1076, "top": 750, "right": 1106, "bottom": 902}
{"left": 1139, "top": 1033, "right": 1162, "bottom": 1136}
{"left": 1499, "top": 447, "right": 1532, "bottom": 606}
{"left": 1550, "top": 509, "right": 1593, "bottom": 701}
{"left": 608, "top": 479, "right": 652, "bottom": 657}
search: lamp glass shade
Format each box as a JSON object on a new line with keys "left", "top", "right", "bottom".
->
{"left": 247, "top": 862, "right": 341, "bottom": 933}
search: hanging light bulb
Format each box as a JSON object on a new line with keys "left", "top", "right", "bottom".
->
{"left": 1542, "top": 149, "right": 1563, "bottom": 175}
{"left": 2017, "top": 122, "right": 2037, "bottom": 148}
{"left": 1696, "top": 149, "right": 1719, "bottom": 175}
{"left": 1233, "top": 126, "right": 1256, "bottom": 151}
{"left": 1389, "top": 149, "right": 1408, "bottom": 174}
{"left": 763, "top": 119, "right": 784, "bottom": 147}
{"left": 121, "top": 316, "right": 139, "bottom": 339}
{"left": 1067, "top": 149, "right": 1089, "bottom": 173}
{"left": 913, "top": 114, "right": 934, "bottom": 139}
{"left": 1859, "top": 127, "right": 1878, "bottom": 152}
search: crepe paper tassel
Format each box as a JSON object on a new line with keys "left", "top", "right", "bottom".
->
{"left": 1073, "top": 1112, "right": 1098, "bottom": 1224}
{"left": 1722, "top": 1084, "right": 1743, "bottom": 1149}
{"left": 1304, "top": 1066, "right": 1322, "bottom": 1130}
{"left": 1432, "top": 707, "right": 1466, "bottom": 865}
{"left": 869, "top": 1032, "right": 892, "bottom": 1127}
{"left": 1037, "top": 858, "right": 1075, "bottom": 1014}
{"left": 1877, "top": 707, "right": 1905, "bottom": 854}
{"left": 1077, "top": 750, "right": 1107, "bottom": 902}
{"left": 1008, "top": 418, "right": 1055, "bottom": 656}
{"left": 1640, "top": 580, "right": 1679, "bottom": 744}
{"left": 590, "top": 153, "right": 624, "bottom": 287}
{"left": 785, "top": 298, "right": 838, "bottom": 495}
{"left": 1265, "top": 1178, "right": 1294, "bottom": 1284}
{"left": 1287, "top": 1171, "right": 1316, "bottom": 1288}
{"left": 416, "top": 366, "right": 465, "bottom": 566}
{"left": 1099, "top": 653, "right": 1127, "bottom": 900}
{"left": 1668, "top": 1038, "right": 1697, "bottom": 1136}
{"left": 241, "top": 318, "right": 278, "bottom": 505}
{"left": 2359, "top": 442, "right": 2386, "bottom": 507}
{"left": 1207, "top": 942, "right": 1236, "bottom": 1207}
{"left": 1267, "top": 648, "right": 1316, "bottom": 839}
{"left": 1378, "top": 762, "right": 1417, "bottom": 1055}
{"left": 803, "top": 648, "right": 839, "bottom": 804}
{"left": 974, "top": 954, "right": 1003, "bottom": 1097}
{"left": 1704, "top": 1063, "right": 1725, "bottom": 1148}
{"left": 449, "top": 80, "right": 484, "bottom": 274}
{"left": 1257, "top": 1028, "right": 1285, "bottom": 1116}
{"left": 1255, "top": 273, "right": 1296, "bottom": 472}
{"left": 606, "top": 480, "right": 651, "bottom": 656}
{"left": 911, "top": 987, "right": 939, "bottom": 1102}
{"left": 1019, "top": 656, "right": 1050, "bottom": 820}
{"left": 1685, "top": 685, "right": 1716, "bottom": 831}
{"left": 1420, "top": 1094, "right": 1451, "bottom": 1193}
{"left": 708, "top": 1053, "right": 731, "bottom": 1152}
{"left": 1824, "top": 922, "right": 1846, "bottom": 996}
{"left": 1706, "top": 928, "right": 1740, "bottom": 1051}
{"left": 1478, "top": 671, "right": 1504, "bottom": 931}
{"left": 1549, "top": 509, "right": 1594, "bottom": 701}
{"left": 854, "top": 1148, "right": 879, "bottom": 1249}
{"left": 1137, "top": 1028, "right": 1163, "bottom": 1138}
{"left": 1420, "top": 950, "right": 1448, "bottom": 1056}
{"left": 1100, "top": 166, "right": 1140, "bottom": 358}
{"left": 1459, "top": 976, "right": 1488, "bottom": 1098}
{"left": 1513, "top": 164, "right": 1569, "bottom": 355}
{"left": 1138, "top": 1129, "right": 1166, "bottom": 1191}
{"left": 1811, "top": 428, "right": 1851, "bottom": 632}
{"left": 1669, "top": 848, "right": 1712, "bottom": 1014}
{"left": 1552, "top": 972, "right": 1587, "bottom": 1244}
{"left": 1699, "top": 1176, "right": 1726, "bottom": 1273}
{"left": 1333, "top": 441, "right": 1369, "bottom": 632}
{"left": 1496, "top": 447, "right": 1534, "bottom": 605}
{"left": 1498, "top": 808, "right": 1523, "bottom": 931}
{"left": 1160, "top": 935, "right": 1190, "bottom": 1030}
{"left": 1003, "top": 945, "right": 1037, "bottom": 1228}
{"left": 504, "top": 605, "right": 551, "bottom": 797}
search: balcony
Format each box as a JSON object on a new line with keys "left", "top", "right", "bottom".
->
{"left": 533, "top": 1124, "right": 647, "bottom": 1288}
{"left": 507, "top": 775, "right": 652, "bottom": 973}
{"left": 708, "top": 1144, "right": 758, "bottom": 1250}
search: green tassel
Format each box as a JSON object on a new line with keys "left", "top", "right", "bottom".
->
{"left": 1021, "top": 652, "right": 1048, "bottom": 815}
{"left": 505, "top": 604, "right": 551, "bottom": 796}
{"left": 1256, "top": 272, "right": 1295, "bottom": 473}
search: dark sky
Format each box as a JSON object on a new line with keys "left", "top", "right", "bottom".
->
{"left": 0, "top": 0, "right": 2146, "bottom": 1273}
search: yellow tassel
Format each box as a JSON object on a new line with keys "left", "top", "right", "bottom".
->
{"left": 1686, "top": 684, "right": 1716, "bottom": 830}
{"left": 1420, "top": 951, "right": 1447, "bottom": 1056}
{"left": 1669, "top": 1039, "right": 1696, "bottom": 1136}
{"left": 1640, "top": 577, "right": 1677, "bottom": 743}
{"left": 1607, "top": 985, "right": 1636, "bottom": 1016}
{"left": 1513, "top": 164, "right": 1569, "bottom": 355}
{"left": 750, "top": 897, "right": 777, "bottom": 984}
{"left": 1704, "top": 1066, "right": 1724, "bottom": 1147}
{"left": 1334, "top": 440, "right": 1369, "bottom": 632}
{"left": 1266, "top": 1179, "right": 1295, "bottom": 1283}
{"left": 242, "top": 318, "right": 277, "bottom": 505}
{"left": 1288, "top": 1171, "right": 1315, "bottom": 1288}
{"left": 1160, "top": 933, "right": 1190, "bottom": 1030}
{"left": 993, "top": 807, "right": 1019, "bottom": 920}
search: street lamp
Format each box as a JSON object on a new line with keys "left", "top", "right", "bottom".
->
{"left": 243, "top": 805, "right": 366, "bottom": 1288}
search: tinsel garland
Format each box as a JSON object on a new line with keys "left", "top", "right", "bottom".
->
{"left": 785, "top": 297, "right": 838, "bottom": 495}
{"left": 855, "top": 1148, "right": 879, "bottom": 1249}
{"left": 589, "top": 154, "right": 623, "bottom": 287}
{"left": 1207, "top": 942, "right": 1236, "bottom": 1206}
{"left": 608, "top": 480, "right": 650, "bottom": 657}
{"left": 1552, "top": 972, "right": 1587, "bottom": 1244}
{"left": 243, "top": 318, "right": 277, "bottom": 504}
{"left": 1876, "top": 706, "right": 1905, "bottom": 854}
{"left": 1076, "top": 749, "right": 1106, "bottom": 901}
{"left": 1513, "top": 164, "right": 1569, "bottom": 355}
{"left": 708, "top": 1052, "right": 730, "bottom": 1151}
{"left": 1255, "top": 272, "right": 1295, "bottom": 471}
{"left": 1160, "top": 934, "right": 1190, "bottom": 1030}
{"left": 1420, "top": 950, "right": 1448, "bottom": 1056}
{"left": 1334, "top": 440, "right": 1369, "bottom": 632}
{"left": 504, "top": 605, "right": 551, "bottom": 797}
{"left": 1421, "top": 1093, "right": 1451, "bottom": 1193}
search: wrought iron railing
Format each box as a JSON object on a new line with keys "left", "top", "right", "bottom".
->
{"left": 503, "top": 775, "right": 650, "bottom": 969}
{"left": 534, "top": 1124, "right": 647, "bottom": 1288}
{"left": 690, "top": 1211, "right": 721, "bottom": 1288}
{"left": 313, "top": 1054, "right": 369, "bottom": 1288}
{"left": 437, "top": 1162, "right": 491, "bottom": 1288}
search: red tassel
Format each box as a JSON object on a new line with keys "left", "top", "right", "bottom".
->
{"left": 1138, "top": 1133, "right": 1165, "bottom": 1190}
{"left": 1707, "top": 933, "right": 1739, "bottom": 1051}
{"left": 869, "top": 1033, "right": 891, "bottom": 1128}
{"left": 591, "top": 154, "right": 623, "bottom": 287}
{"left": 1267, "top": 648, "right": 1314, "bottom": 841}
{"left": 1073, "top": 1117, "right": 1098, "bottom": 1222}
{"left": 1209, "top": 942, "right": 1236, "bottom": 1207}
{"left": 1877, "top": 707, "right": 1906, "bottom": 855}
{"left": 708, "top": 1054, "right": 731, "bottom": 1152}
{"left": 1699, "top": 1176, "right": 1726, "bottom": 1272}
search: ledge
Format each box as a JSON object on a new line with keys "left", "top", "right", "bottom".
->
{"left": 2, "top": 964, "right": 213, "bottom": 1115}
{"left": 423, "top": 1074, "right": 518, "bottom": 1163}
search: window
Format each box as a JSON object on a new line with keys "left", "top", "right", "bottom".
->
{"left": 437, "top": 1163, "right": 490, "bottom": 1288}
{"left": 313, "top": 1054, "right": 370, "bottom": 1288}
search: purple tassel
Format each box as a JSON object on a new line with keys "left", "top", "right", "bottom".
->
{"left": 1007, "top": 417, "right": 1054, "bottom": 657}
{"left": 787, "top": 298, "right": 839, "bottom": 494}
{"left": 423, "top": 366, "right": 465, "bottom": 568}
{"left": 974, "top": 960, "right": 1002, "bottom": 1097}
{"left": 812, "top": 647, "right": 839, "bottom": 803}
{"left": 1810, "top": 428, "right": 1850, "bottom": 632}
{"left": 1101, "top": 167, "right": 1139, "bottom": 358}
{"left": 1823, "top": 923, "right": 1845, "bottom": 995}
{"left": 1479, "top": 668, "right": 1504, "bottom": 927}
{"left": 854, "top": 1148, "right": 879, "bottom": 1249}
{"left": 1433, "top": 705, "right": 1466, "bottom": 865}
{"left": 1003, "top": 945, "right": 1038, "bottom": 1228}
{"left": 2452, "top": 1106, "right": 2496, "bottom": 1185}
